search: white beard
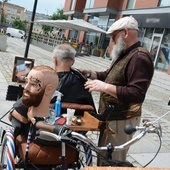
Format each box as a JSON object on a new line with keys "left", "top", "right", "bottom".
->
{"left": 110, "top": 36, "right": 126, "bottom": 63}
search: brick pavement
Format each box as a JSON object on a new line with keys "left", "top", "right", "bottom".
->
{"left": 0, "top": 37, "right": 170, "bottom": 168}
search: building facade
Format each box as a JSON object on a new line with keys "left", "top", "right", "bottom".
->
{"left": 0, "top": 1, "right": 50, "bottom": 34}
{"left": 64, "top": 0, "right": 170, "bottom": 71}
{"left": 0, "top": 2, "right": 25, "bottom": 25}
{"left": 24, "top": 10, "right": 50, "bottom": 34}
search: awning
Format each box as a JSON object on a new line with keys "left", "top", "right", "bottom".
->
{"left": 35, "top": 19, "right": 106, "bottom": 34}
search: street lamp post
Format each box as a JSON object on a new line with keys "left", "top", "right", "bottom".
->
{"left": 24, "top": 0, "right": 38, "bottom": 58}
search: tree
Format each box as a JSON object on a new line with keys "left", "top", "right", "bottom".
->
{"left": 1, "top": 0, "right": 10, "bottom": 23}
{"left": 12, "top": 19, "right": 27, "bottom": 31}
{"left": 2, "top": 0, "right": 10, "bottom": 2}
{"left": 1, "top": 11, "right": 6, "bottom": 23}
{"left": 42, "top": 25, "right": 53, "bottom": 34}
{"left": 41, "top": 9, "right": 67, "bottom": 34}
{"left": 41, "top": 9, "right": 68, "bottom": 35}
{"left": 50, "top": 9, "right": 68, "bottom": 20}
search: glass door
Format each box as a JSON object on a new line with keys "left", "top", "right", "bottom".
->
{"left": 149, "top": 33, "right": 164, "bottom": 68}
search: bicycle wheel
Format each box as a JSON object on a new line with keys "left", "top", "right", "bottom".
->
{"left": 0, "top": 134, "right": 7, "bottom": 169}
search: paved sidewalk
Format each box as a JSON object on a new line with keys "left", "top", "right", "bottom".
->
{"left": 0, "top": 37, "right": 170, "bottom": 168}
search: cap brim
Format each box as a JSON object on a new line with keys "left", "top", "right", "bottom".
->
{"left": 106, "top": 31, "right": 113, "bottom": 35}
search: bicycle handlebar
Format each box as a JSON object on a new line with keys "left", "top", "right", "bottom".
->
{"left": 36, "top": 120, "right": 162, "bottom": 153}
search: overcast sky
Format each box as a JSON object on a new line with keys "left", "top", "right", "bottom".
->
{"left": 9, "top": 0, "right": 65, "bottom": 15}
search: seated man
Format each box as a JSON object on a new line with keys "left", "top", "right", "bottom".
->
{"left": 52, "top": 43, "right": 96, "bottom": 113}
{"left": 9, "top": 44, "right": 96, "bottom": 133}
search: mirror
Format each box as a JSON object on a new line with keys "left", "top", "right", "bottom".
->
{"left": 12, "top": 56, "right": 34, "bottom": 83}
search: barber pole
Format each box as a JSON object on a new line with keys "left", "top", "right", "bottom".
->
{"left": 6, "top": 130, "right": 15, "bottom": 170}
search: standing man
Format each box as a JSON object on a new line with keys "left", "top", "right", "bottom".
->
{"left": 83, "top": 16, "right": 154, "bottom": 164}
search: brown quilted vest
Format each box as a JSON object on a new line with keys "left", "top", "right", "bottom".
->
{"left": 98, "top": 47, "right": 151, "bottom": 120}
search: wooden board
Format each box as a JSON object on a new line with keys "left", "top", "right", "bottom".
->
{"left": 69, "top": 111, "right": 101, "bottom": 131}
{"left": 36, "top": 112, "right": 101, "bottom": 132}
{"left": 85, "top": 167, "right": 170, "bottom": 170}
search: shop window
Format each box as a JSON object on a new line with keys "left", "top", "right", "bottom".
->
{"left": 138, "top": 27, "right": 145, "bottom": 44}
{"left": 142, "top": 28, "right": 154, "bottom": 51}
{"left": 160, "top": 30, "right": 170, "bottom": 67}
{"left": 108, "top": 18, "right": 115, "bottom": 28}
{"left": 155, "top": 28, "right": 164, "bottom": 34}
{"left": 126, "top": 0, "right": 136, "bottom": 9}
{"left": 88, "top": 16, "right": 98, "bottom": 25}
{"left": 145, "top": 28, "right": 170, "bottom": 70}
{"left": 158, "top": 0, "right": 170, "bottom": 6}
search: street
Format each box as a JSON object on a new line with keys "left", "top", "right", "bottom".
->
{"left": 0, "top": 37, "right": 170, "bottom": 168}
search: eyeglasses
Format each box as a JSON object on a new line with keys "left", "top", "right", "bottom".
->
{"left": 111, "top": 30, "right": 123, "bottom": 42}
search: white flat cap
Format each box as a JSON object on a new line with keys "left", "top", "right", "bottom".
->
{"left": 106, "top": 16, "right": 139, "bottom": 35}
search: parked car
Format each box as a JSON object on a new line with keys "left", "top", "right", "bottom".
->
{"left": 6, "top": 27, "right": 25, "bottom": 39}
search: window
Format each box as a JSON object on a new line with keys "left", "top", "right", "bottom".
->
{"left": 159, "top": 0, "right": 170, "bottom": 6}
{"left": 17, "top": 9, "right": 21, "bottom": 14}
{"left": 142, "top": 28, "right": 154, "bottom": 51}
{"left": 11, "top": 15, "right": 16, "bottom": 19}
{"left": 70, "top": 0, "right": 76, "bottom": 10}
{"left": 85, "top": 0, "right": 94, "bottom": 9}
{"left": 6, "top": 14, "right": 10, "bottom": 19}
{"left": 126, "top": 0, "right": 136, "bottom": 9}
{"left": 19, "top": 30, "right": 23, "bottom": 34}
{"left": 7, "top": 8, "right": 17, "bottom": 14}
{"left": 161, "top": 30, "right": 170, "bottom": 66}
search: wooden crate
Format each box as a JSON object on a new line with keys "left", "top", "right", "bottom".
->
{"left": 69, "top": 111, "right": 102, "bottom": 131}
{"left": 36, "top": 111, "right": 102, "bottom": 132}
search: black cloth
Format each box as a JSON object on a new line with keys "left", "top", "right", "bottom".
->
{"left": 13, "top": 69, "right": 95, "bottom": 117}
{"left": 13, "top": 97, "right": 28, "bottom": 118}
{"left": 57, "top": 71, "right": 94, "bottom": 105}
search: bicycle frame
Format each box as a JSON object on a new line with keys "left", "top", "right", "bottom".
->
{"left": 0, "top": 117, "right": 162, "bottom": 170}
{"left": 38, "top": 119, "right": 162, "bottom": 168}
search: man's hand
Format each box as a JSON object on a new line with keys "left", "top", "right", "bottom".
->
{"left": 78, "top": 69, "right": 97, "bottom": 80}
{"left": 85, "top": 80, "right": 107, "bottom": 92}
{"left": 78, "top": 69, "right": 89, "bottom": 77}
{"left": 85, "top": 80, "right": 118, "bottom": 99}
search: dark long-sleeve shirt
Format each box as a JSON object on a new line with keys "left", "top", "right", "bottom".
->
{"left": 96, "top": 42, "right": 154, "bottom": 104}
